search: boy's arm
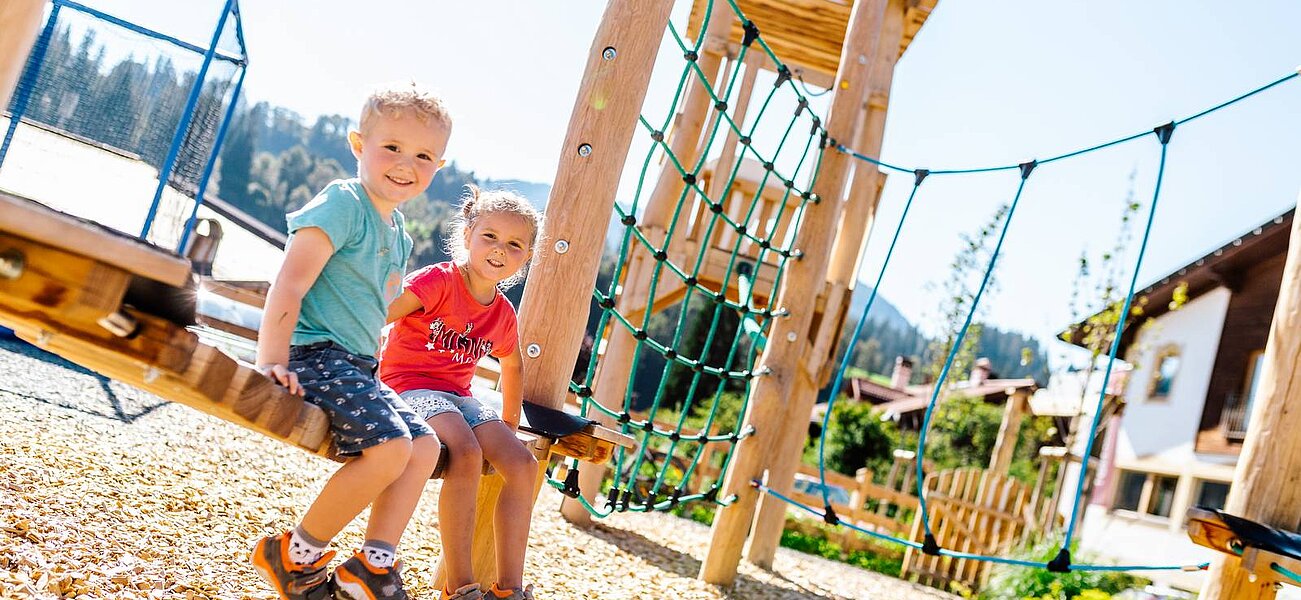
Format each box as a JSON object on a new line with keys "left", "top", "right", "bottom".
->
{"left": 497, "top": 346, "right": 525, "bottom": 431}
{"left": 386, "top": 289, "right": 423, "bottom": 324}
{"left": 256, "top": 226, "right": 334, "bottom": 395}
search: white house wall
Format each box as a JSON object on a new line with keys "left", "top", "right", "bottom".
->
{"left": 1116, "top": 286, "right": 1231, "bottom": 462}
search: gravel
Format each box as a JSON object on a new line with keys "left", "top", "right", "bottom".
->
{"left": 0, "top": 336, "right": 955, "bottom": 599}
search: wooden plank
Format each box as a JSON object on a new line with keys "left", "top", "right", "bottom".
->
{"left": 200, "top": 278, "right": 269, "bottom": 308}
{"left": 0, "top": 190, "right": 192, "bottom": 287}
{"left": 0, "top": 233, "right": 132, "bottom": 331}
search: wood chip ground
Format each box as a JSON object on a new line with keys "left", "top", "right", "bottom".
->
{"left": 0, "top": 337, "right": 955, "bottom": 599}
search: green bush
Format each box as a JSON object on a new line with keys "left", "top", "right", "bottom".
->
{"left": 979, "top": 536, "right": 1148, "bottom": 600}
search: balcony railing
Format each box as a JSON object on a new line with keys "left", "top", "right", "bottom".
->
{"left": 1221, "top": 393, "right": 1250, "bottom": 441}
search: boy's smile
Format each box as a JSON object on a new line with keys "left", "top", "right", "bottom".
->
{"left": 349, "top": 110, "right": 451, "bottom": 215}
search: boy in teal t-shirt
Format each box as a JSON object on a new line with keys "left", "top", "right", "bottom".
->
{"left": 251, "top": 83, "right": 453, "bottom": 600}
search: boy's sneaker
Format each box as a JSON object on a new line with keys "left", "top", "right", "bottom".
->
{"left": 442, "top": 583, "right": 483, "bottom": 600}
{"left": 332, "top": 553, "right": 408, "bottom": 600}
{"left": 251, "top": 532, "right": 336, "bottom": 600}
{"left": 487, "top": 583, "right": 535, "bottom": 600}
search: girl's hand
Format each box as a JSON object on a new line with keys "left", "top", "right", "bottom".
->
{"left": 258, "top": 363, "right": 304, "bottom": 396}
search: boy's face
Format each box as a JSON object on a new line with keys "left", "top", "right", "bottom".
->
{"left": 463, "top": 212, "right": 534, "bottom": 285}
{"left": 348, "top": 110, "right": 450, "bottom": 207}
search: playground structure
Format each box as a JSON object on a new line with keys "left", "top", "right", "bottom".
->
{"left": 2, "top": 0, "right": 1300, "bottom": 598}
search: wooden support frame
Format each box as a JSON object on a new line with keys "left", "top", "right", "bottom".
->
{"left": 1202, "top": 190, "right": 1301, "bottom": 599}
{"left": 742, "top": 0, "right": 907, "bottom": 569}
{"left": 699, "top": 0, "right": 889, "bottom": 585}
{"left": 0, "top": 0, "right": 45, "bottom": 109}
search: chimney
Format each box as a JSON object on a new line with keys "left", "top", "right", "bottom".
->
{"left": 969, "top": 357, "right": 993, "bottom": 386}
{"left": 890, "top": 356, "right": 913, "bottom": 390}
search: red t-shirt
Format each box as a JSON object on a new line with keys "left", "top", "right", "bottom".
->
{"left": 380, "top": 262, "right": 519, "bottom": 396}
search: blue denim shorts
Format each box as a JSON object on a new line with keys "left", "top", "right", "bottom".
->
{"left": 289, "top": 341, "right": 434, "bottom": 456}
{"left": 400, "top": 389, "right": 502, "bottom": 429}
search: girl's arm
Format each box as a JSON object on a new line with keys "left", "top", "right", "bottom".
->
{"left": 386, "top": 289, "right": 423, "bottom": 324}
{"left": 256, "top": 226, "right": 333, "bottom": 395}
{"left": 497, "top": 345, "right": 525, "bottom": 430}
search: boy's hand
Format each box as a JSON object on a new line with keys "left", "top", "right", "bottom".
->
{"left": 258, "top": 363, "right": 304, "bottom": 396}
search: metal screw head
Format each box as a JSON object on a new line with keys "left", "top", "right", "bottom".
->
{"left": 577, "top": 143, "right": 593, "bottom": 157}
{"left": 35, "top": 329, "right": 52, "bottom": 346}
{"left": 143, "top": 367, "right": 161, "bottom": 384}
{"left": 554, "top": 240, "right": 570, "bottom": 254}
{"left": 602, "top": 47, "right": 617, "bottom": 61}
{"left": 526, "top": 343, "right": 542, "bottom": 358}
{"left": 786, "top": 332, "right": 797, "bottom": 343}
{"left": 0, "top": 248, "right": 24, "bottom": 280}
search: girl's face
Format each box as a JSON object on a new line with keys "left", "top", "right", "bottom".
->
{"left": 462, "top": 211, "right": 534, "bottom": 285}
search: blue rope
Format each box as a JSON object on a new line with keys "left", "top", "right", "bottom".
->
{"left": 754, "top": 480, "right": 1207, "bottom": 572}
{"left": 817, "top": 170, "right": 928, "bottom": 509}
{"left": 1274, "top": 562, "right": 1301, "bottom": 587}
{"left": 837, "top": 71, "right": 1298, "bottom": 174}
{"left": 1060, "top": 123, "right": 1174, "bottom": 550}
{"left": 914, "top": 162, "right": 1036, "bottom": 542}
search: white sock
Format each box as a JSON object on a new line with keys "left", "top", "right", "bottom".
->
{"left": 361, "top": 540, "right": 396, "bottom": 569}
{"left": 288, "top": 526, "right": 329, "bottom": 565}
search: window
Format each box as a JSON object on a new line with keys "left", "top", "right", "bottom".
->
{"left": 1112, "top": 470, "right": 1182, "bottom": 521}
{"left": 1195, "top": 480, "right": 1230, "bottom": 512}
{"left": 1114, "top": 471, "right": 1145, "bottom": 512}
{"left": 1146, "top": 475, "right": 1179, "bottom": 518}
{"left": 1147, "top": 345, "right": 1181, "bottom": 401}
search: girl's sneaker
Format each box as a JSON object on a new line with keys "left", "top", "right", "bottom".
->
{"left": 250, "top": 532, "right": 336, "bottom": 600}
{"left": 442, "top": 582, "right": 484, "bottom": 600}
{"left": 487, "top": 583, "right": 535, "bottom": 600}
{"left": 332, "top": 553, "right": 408, "bottom": 600}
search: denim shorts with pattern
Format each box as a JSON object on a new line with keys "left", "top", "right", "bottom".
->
{"left": 288, "top": 341, "right": 433, "bottom": 456}
{"left": 400, "top": 389, "right": 502, "bottom": 429}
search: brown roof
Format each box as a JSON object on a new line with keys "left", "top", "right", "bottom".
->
{"left": 875, "top": 378, "right": 1038, "bottom": 419}
{"left": 1062, "top": 209, "right": 1293, "bottom": 354}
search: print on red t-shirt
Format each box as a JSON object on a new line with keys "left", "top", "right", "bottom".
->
{"left": 380, "top": 262, "right": 518, "bottom": 397}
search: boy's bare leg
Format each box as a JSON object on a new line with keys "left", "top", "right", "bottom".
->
{"left": 428, "top": 413, "right": 483, "bottom": 588}
{"left": 299, "top": 437, "right": 413, "bottom": 541}
{"left": 364, "top": 434, "right": 441, "bottom": 545}
{"left": 477, "top": 422, "right": 538, "bottom": 590}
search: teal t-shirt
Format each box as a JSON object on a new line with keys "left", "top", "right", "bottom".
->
{"left": 286, "top": 179, "right": 412, "bottom": 357}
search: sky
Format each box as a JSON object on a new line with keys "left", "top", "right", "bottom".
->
{"left": 95, "top": 0, "right": 1301, "bottom": 368}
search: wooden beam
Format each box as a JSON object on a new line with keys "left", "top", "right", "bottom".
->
{"left": 0, "top": 0, "right": 44, "bottom": 108}
{"left": 0, "top": 190, "right": 193, "bottom": 287}
{"left": 989, "top": 391, "right": 1028, "bottom": 476}
{"left": 1202, "top": 191, "right": 1301, "bottom": 599}
{"left": 699, "top": 0, "right": 889, "bottom": 585}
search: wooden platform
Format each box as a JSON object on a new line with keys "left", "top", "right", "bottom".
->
{"left": 687, "top": 0, "right": 938, "bottom": 86}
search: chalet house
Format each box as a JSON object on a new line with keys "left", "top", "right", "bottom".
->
{"left": 1059, "top": 208, "right": 1295, "bottom": 593}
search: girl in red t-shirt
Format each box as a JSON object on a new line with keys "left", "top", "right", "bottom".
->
{"left": 379, "top": 187, "right": 543, "bottom": 600}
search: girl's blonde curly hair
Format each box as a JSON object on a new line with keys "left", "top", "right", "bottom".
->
{"left": 445, "top": 186, "right": 545, "bottom": 290}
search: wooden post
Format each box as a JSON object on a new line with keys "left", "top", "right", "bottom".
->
{"left": 741, "top": 0, "right": 904, "bottom": 569}
{"left": 557, "top": 0, "right": 733, "bottom": 525}
{"left": 0, "top": 0, "right": 44, "bottom": 109}
{"left": 699, "top": 0, "right": 888, "bottom": 585}
{"left": 1201, "top": 191, "right": 1301, "bottom": 600}
{"left": 451, "top": 0, "right": 674, "bottom": 588}
{"left": 989, "top": 390, "right": 1028, "bottom": 476}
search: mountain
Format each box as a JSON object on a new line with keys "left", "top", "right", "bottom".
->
{"left": 481, "top": 179, "right": 551, "bottom": 209}
{"left": 846, "top": 284, "right": 909, "bottom": 332}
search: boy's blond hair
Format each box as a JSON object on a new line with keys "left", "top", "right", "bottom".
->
{"left": 359, "top": 81, "right": 452, "bottom": 132}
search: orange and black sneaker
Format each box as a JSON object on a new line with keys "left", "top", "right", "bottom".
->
{"left": 250, "top": 532, "right": 336, "bottom": 600}
{"left": 332, "top": 553, "right": 408, "bottom": 600}
{"left": 441, "top": 582, "right": 483, "bottom": 600}
{"left": 486, "top": 583, "right": 535, "bottom": 600}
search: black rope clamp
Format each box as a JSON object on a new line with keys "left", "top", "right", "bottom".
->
{"left": 1019, "top": 159, "right": 1038, "bottom": 180}
{"left": 618, "top": 489, "right": 631, "bottom": 512}
{"left": 822, "top": 505, "right": 841, "bottom": 526}
{"left": 617, "top": 412, "right": 631, "bottom": 424}
{"left": 684, "top": 276, "right": 698, "bottom": 286}
{"left": 598, "top": 296, "right": 615, "bottom": 310}
{"left": 682, "top": 173, "right": 697, "bottom": 186}
{"left": 633, "top": 329, "right": 648, "bottom": 340}
{"left": 605, "top": 488, "right": 622, "bottom": 510}
{"left": 819, "top": 131, "right": 830, "bottom": 149}
{"left": 795, "top": 97, "right": 808, "bottom": 117}
{"left": 703, "top": 485, "right": 720, "bottom": 503}
{"left": 714, "top": 100, "right": 728, "bottom": 112}
{"left": 1047, "top": 548, "right": 1072, "bottom": 573}
{"left": 670, "top": 487, "right": 684, "bottom": 506}
{"left": 663, "top": 349, "right": 677, "bottom": 360}
{"left": 913, "top": 168, "right": 930, "bottom": 186}
{"left": 741, "top": 20, "right": 760, "bottom": 47}
{"left": 576, "top": 385, "right": 593, "bottom": 397}
{"left": 774, "top": 65, "right": 792, "bottom": 88}
{"left": 922, "top": 533, "right": 942, "bottom": 556}
{"left": 621, "top": 214, "right": 636, "bottom": 226}
{"left": 650, "top": 130, "right": 664, "bottom": 143}
{"left": 738, "top": 135, "right": 752, "bottom": 146}
{"left": 561, "top": 467, "right": 582, "bottom": 498}
{"left": 1154, "top": 121, "right": 1176, "bottom": 145}
{"left": 683, "top": 50, "right": 699, "bottom": 63}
